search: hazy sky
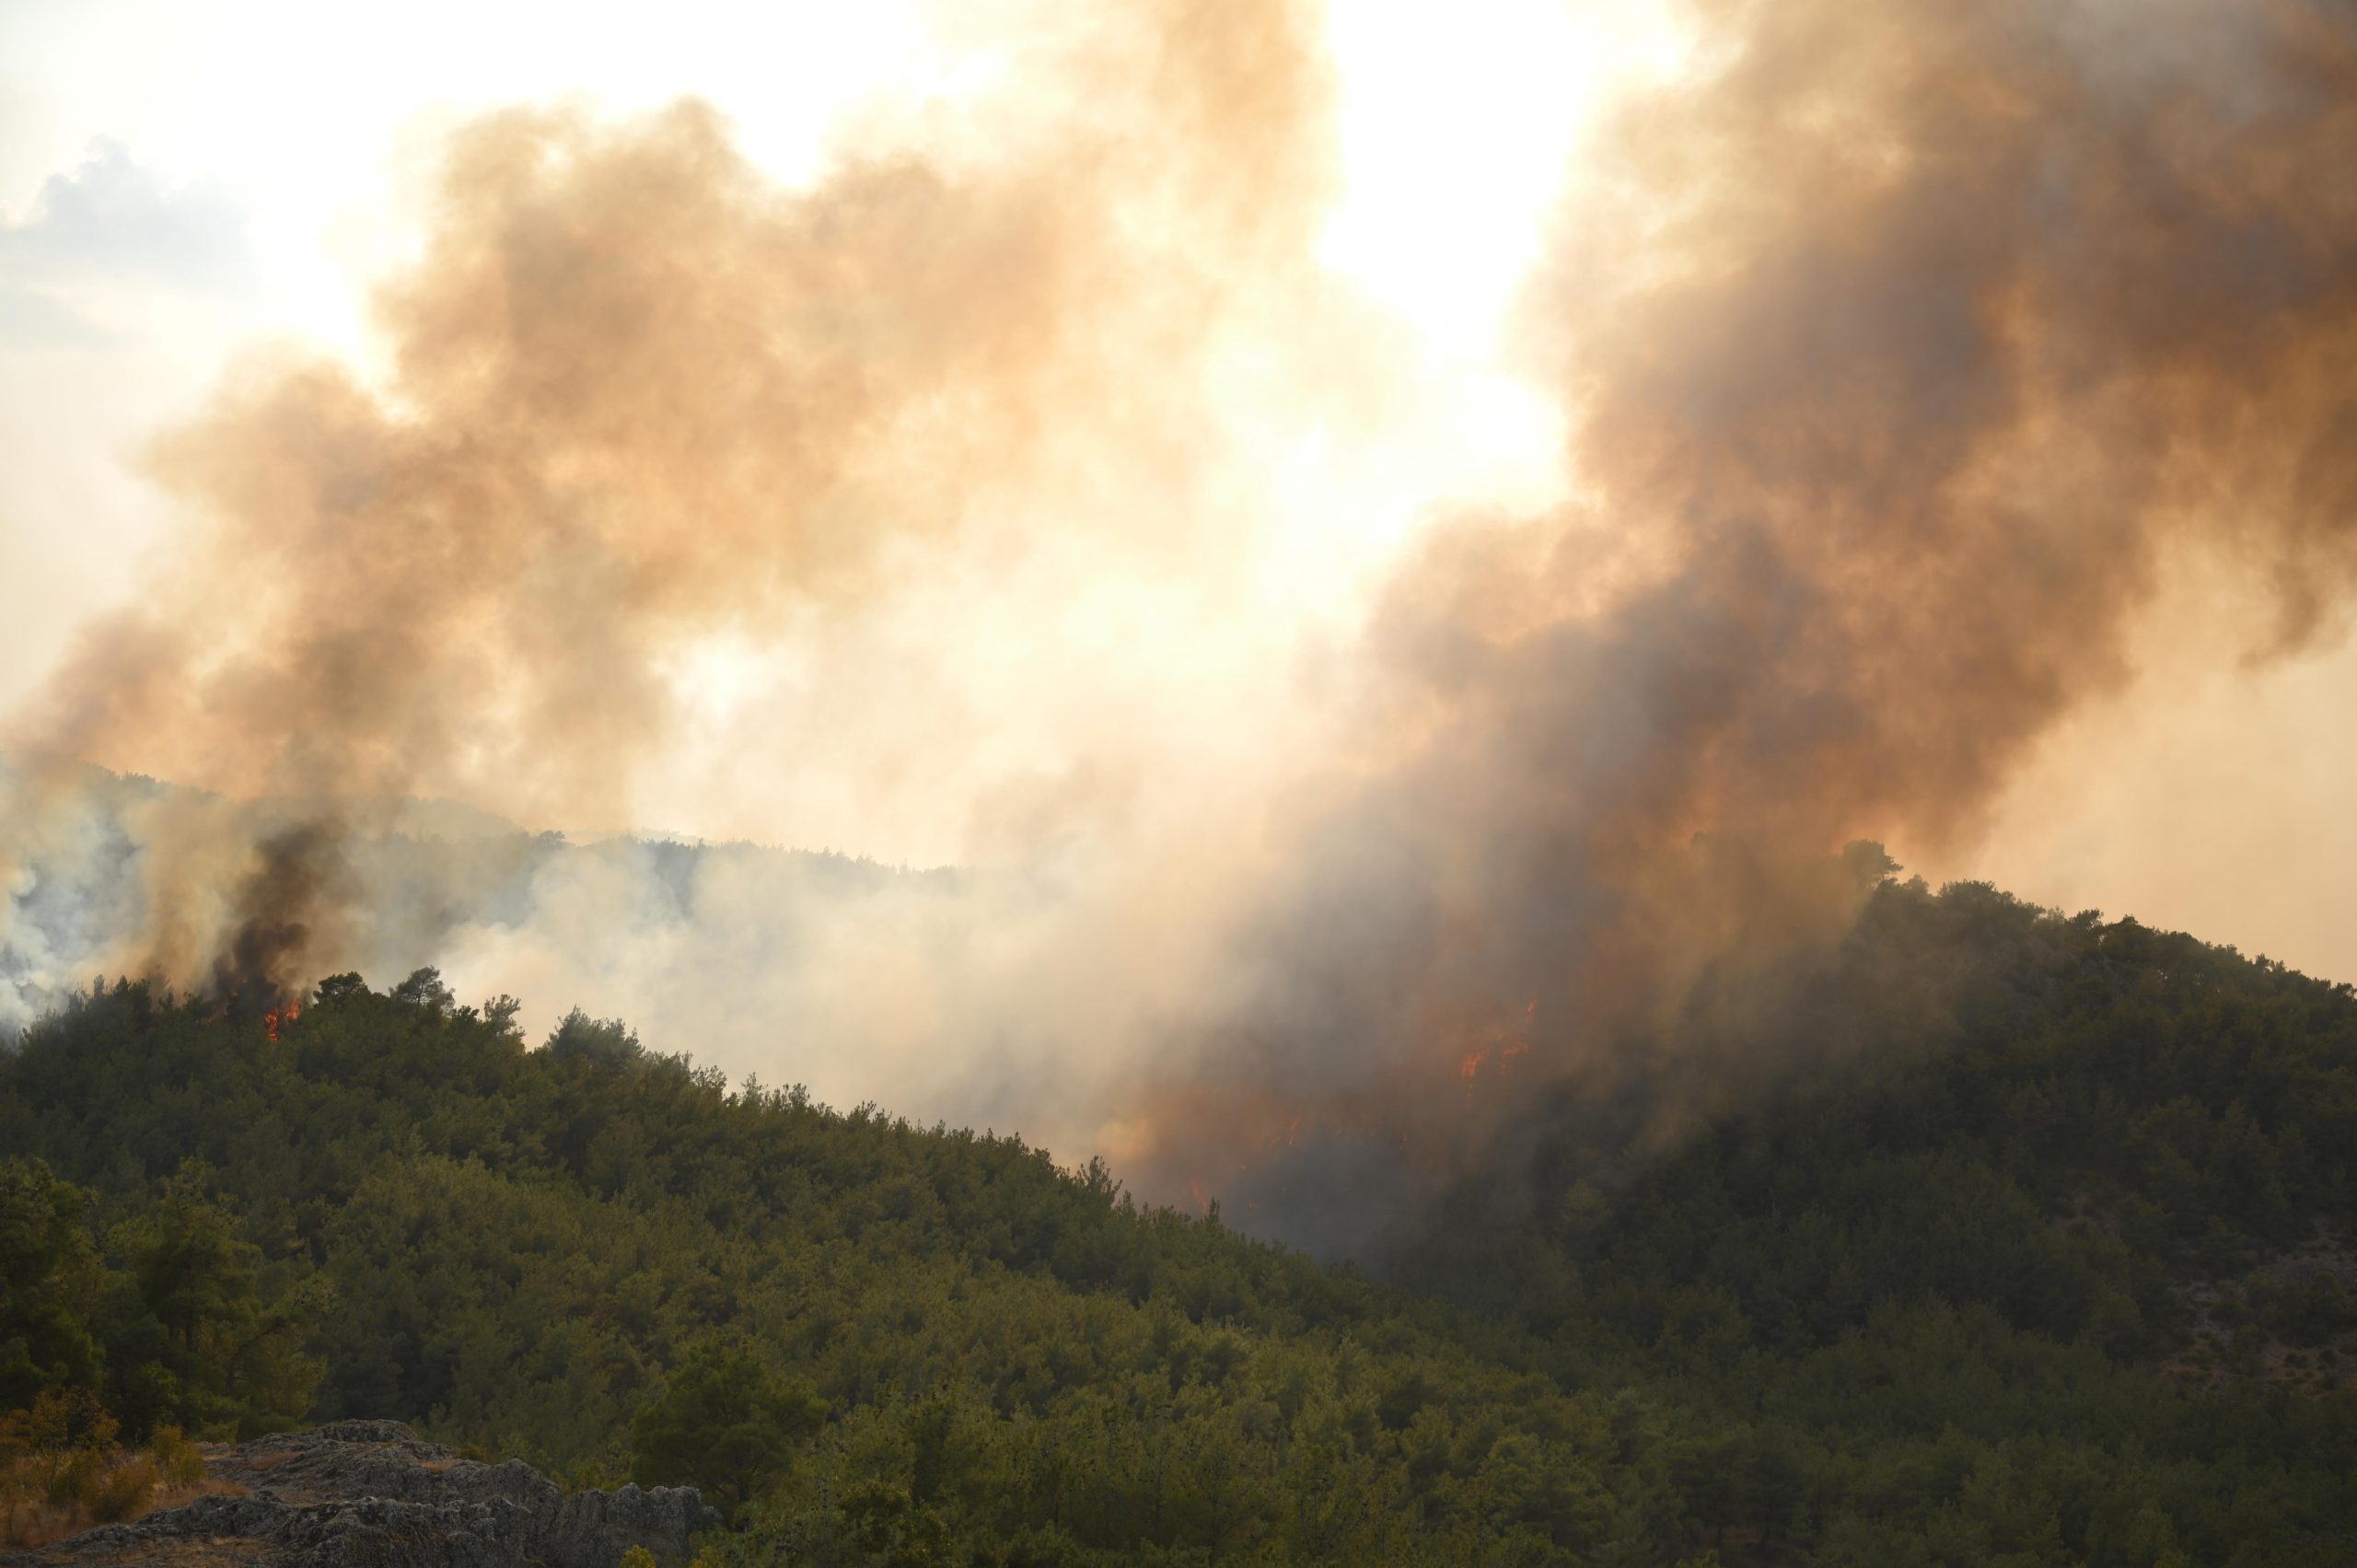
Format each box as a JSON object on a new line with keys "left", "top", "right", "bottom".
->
{"left": 0, "top": 0, "right": 1648, "bottom": 829}
{"left": 4, "top": 0, "right": 2352, "bottom": 987}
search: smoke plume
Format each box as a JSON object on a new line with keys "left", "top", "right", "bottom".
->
{"left": 5, "top": 0, "right": 1343, "bottom": 1020}
{"left": 6, "top": 0, "right": 2356, "bottom": 1258}
{"left": 1115, "top": 0, "right": 2357, "bottom": 1250}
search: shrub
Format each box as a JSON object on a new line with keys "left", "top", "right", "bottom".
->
{"left": 81, "top": 1457, "right": 156, "bottom": 1523}
{"left": 150, "top": 1425, "right": 204, "bottom": 1489}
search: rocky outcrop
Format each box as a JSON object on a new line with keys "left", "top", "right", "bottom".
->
{"left": 6, "top": 1421, "right": 720, "bottom": 1567}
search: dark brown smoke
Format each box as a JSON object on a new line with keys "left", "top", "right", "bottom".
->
{"left": 206, "top": 822, "right": 349, "bottom": 1016}
{"left": 6, "top": 0, "right": 1337, "bottom": 1003}
{"left": 1125, "top": 0, "right": 2357, "bottom": 1252}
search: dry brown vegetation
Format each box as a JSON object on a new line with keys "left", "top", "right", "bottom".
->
{"left": 0, "top": 1392, "right": 243, "bottom": 1551}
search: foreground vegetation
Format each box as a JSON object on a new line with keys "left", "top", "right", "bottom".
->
{"left": 3, "top": 877, "right": 2353, "bottom": 1563}
{"left": 0, "top": 1390, "right": 209, "bottom": 1551}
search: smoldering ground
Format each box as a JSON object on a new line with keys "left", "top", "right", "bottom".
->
{"left": 6, "top": 0, "right": 2357, "bottom": 1260}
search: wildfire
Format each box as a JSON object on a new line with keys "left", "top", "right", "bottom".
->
{"left": 263, "top": 999, "right": 303, "bottom": 1042}
{"left": 1457, "top": 996, "right": 1537, "bottom": 1088}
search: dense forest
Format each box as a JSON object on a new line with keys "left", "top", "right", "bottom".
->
{"left": 4, "top": 876, "right": 2354, "bottom": 1564}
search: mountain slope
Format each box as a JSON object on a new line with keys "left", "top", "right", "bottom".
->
{"left": 4, "top": 878, "right": 2353, "bottom": 1564}
{"left": 1406, "top": 880, "right": 2357, "bottom": 1378}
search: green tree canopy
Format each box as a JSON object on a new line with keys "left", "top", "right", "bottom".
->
{"left": 630, "top": 1339, "right": 824, "bottom": 1521}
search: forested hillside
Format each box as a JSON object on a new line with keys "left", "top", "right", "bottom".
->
{"left": 5, "top": 879, "right": 2354, "bottom": 1564}
{"left": 1411, "top": 880, "right": 2357, "bottom": 1376}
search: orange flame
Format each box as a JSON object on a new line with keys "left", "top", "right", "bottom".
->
{"left": 1456, "top": 995, "right": 1538, "bottom": 1087}
{"left": 262, "top": 998, "right": 302, "bottom": 1043}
